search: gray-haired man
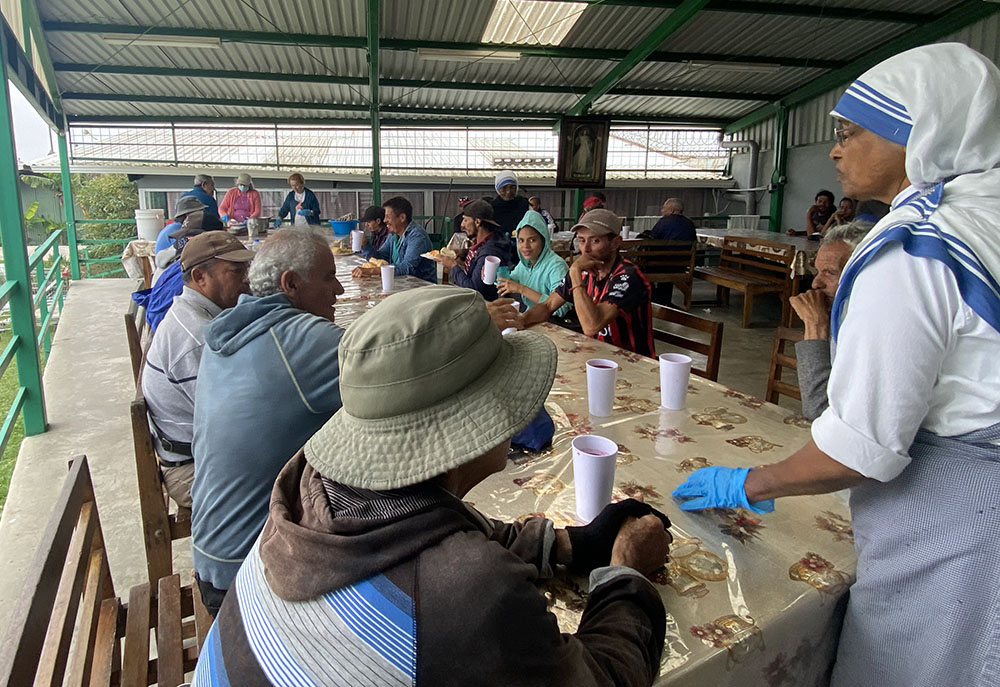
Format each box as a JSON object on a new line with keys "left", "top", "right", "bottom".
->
{"left": 789, "top": 221, "right": 871, "bottom": 419}
{"left": 180, "top": 173, "right": 219, "bottom": 220}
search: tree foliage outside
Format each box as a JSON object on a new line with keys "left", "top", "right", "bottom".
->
{"left": 72, "top": 173, "right": 140, "bottom": 277}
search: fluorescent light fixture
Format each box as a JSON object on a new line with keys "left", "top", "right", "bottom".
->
{"left": 417, "top": 48, "right": 521, "bottom": 63}
{"left": 100, "top": 33, "right": 222, "bottom": 49}
{"left": 482, "top": 0, "right": 584, "bottom": 46}
{"left": 687, "top": 60, "right": 781, "bottom": 73}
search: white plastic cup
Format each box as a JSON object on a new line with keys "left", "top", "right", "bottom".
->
{"left": 351, "top": 230, "right": 364, "bottom": 252}
{"left": 380, "top": 265, "right": 395, "bottom": 292}
{"left": 586, "top": 358, "right": 618, "bottom": 417}
{"left": 483, "top": 255, "right": 501, "bottom": 285}
{"left": 572, "top": 435, "right": 619, "bottom": 523}
{"left": 659, "top": 353, "right": 692, "bottom": 409}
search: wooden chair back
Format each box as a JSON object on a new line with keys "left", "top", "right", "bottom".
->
{"left": 131, "top": 386, "right": 191, "bottom": 586}
{"left": 0, "top": 457, "right": 211, "bottom": 687}
{"left": 719, "top": 236, "right": 794, "bottom": 284}
{"left": 124, "top": 298, "right": 148, "bottom": 386}
{"left": 621, "top": 239, "right": 696, "bottom": 280}
{"left": 650, "top": 304, "right": 724, "bottom": 381}
{"left": 766, "top": 327, "right": 804, "bottom": 404}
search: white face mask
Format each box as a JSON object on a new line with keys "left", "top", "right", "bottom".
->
{"left": 238, "top": 184, "right": 248, "bottom": 192}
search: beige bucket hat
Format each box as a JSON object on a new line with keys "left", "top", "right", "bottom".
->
{"left": 305, "top": 285, "right": 557, "bottom": 489}
{"left": 236, "top": 172, "right": 253, "bottom": 187}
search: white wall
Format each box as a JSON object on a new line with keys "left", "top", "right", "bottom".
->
{"left": 783, "top": 143, "right": 840, "bottom": 232}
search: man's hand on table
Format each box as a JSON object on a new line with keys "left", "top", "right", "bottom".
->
{"left": 789, "top": 289, "right": 831, "bottom": 340}
{"left": 672, "top": 466, "right": 775, "bottom": 514}
{"left": 610, "top": 516, "right": 673, "bottom": 579}
{"left": 351, "top": 265, "right": 377, "bottom": 279}
{"left": 563, "top": 499, "right": 671, "bottom": 575}
{"left": 486, "top": 298, "right": 524, "bottom": 331}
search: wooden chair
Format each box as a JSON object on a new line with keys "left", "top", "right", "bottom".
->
{"left": 694, "top": 236, "right": 795, "bottom": 328}
{"left": 132, "top": 385, "right": 191, "bottom": 587}
{"left": 766, "top": 327, "right": 804, "bottom": 405}
{"left": 621, "top": 239, "right": 696, "bottom": 310}
{"left": 0, "top": 456, "right": 211, "bottom": 687}
{"left": 124, "top": 298, "right": 148, "bottom": 386}
{"left": 650, "top": 304, "right": 724, "bottom": 381}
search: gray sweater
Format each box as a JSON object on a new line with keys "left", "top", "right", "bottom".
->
{"left": 795, "top": 338, "right": 833, "bottom": 420}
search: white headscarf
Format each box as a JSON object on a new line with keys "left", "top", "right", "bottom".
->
{"left": 830, "top": 43, "right": 1000, "bottom": 338}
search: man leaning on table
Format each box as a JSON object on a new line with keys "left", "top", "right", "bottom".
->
{"left": 352, "top": 196, "right": 437, "bottom": 283}
{"left": 523, "top": 208, "right": 655, "bottom": 358}
{"left": 788, "top": 220, "right": 871, "bottom": 420}
{"left": 193, "top": 286, "right": 673, "bottom": 687}
{"left": 672, "top": 44, "right": 1000, "bottom": 687}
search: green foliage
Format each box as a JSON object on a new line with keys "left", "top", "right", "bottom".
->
{"left": 22, "top": 201, "right": 64, "bottom": 245}
{"left": 72, "top": 174, "right": 140, "bottom": 277}
{"left": 19, "top": 172, "right": 61, "bottom": 193}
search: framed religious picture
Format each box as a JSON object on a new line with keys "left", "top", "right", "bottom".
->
{"left": 556, "top": 116, "right": 611, "bottom": 188}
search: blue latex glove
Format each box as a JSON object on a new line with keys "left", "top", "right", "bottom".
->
{"left": 297, "top": 208, "right": 310, "bottom": 216}
{"left": 221, "top": 215, "right": 229, "bottom": 223}
{"left": 672, "top": 466, "right": 774, "bottom": 514}
{"left": 273, "top": 218, "right": 282, "bottom": 228}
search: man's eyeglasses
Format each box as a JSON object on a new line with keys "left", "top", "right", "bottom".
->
{"left": 834, "top": 125, "right": 859, "bottom": 146}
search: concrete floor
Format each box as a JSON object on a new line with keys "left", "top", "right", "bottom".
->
{"left": 0, "top": 279, "right": 191, "bottom": 613}
{"left": 0, "top": 276, "right": 797, "bottom": 611}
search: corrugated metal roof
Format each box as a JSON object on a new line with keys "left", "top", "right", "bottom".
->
{"left": 772, "top": 0, "right": 962, "bottom": 14}
{"left": 381, "top": 86, "right": 577, "bottom": 115}
{"left": 591, "top": 95, "right": 761, "bottom": 120}
{"left": 620, "top": 61, "right": 824, "bottom": 96}
{"left": 378, "top": 52, "right": 613, "bottom": 91}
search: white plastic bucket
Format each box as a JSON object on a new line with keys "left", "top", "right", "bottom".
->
{"left": 135, "top": 209, "right": 165, "bottom": 242}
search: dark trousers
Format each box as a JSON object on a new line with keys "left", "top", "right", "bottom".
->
{"left": 652, "top": 282, "right": 675, "bottom": 307}
{"left": 195, "top": 573, "right": 229, "bottom": 618}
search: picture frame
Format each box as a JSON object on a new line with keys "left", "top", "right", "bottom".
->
{"left": 556, "top": 116, "right": 611, "bottom": 188}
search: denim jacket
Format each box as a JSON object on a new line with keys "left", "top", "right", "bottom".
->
{"left": 363, "top": 221, "right": 437, "bottom": 283}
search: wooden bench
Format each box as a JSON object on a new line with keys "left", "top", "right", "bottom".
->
{"left": 650, "top": 304, "right": 724, "bottom": 381}
{"left": 0, "top": 456, "right": 211, "bottom": 687}
{"left": 132, "top": 385, "right": 192, "bottom": 587}
{"left": 124, "top": 298, "right": 149, "bottom": 386}
{"left": 766, "top": 327, "right": 804, "bottom": 405}
{"left": 694, "top": 236, "right": 795, "bottom": 328}
{"left": 621, "top": 239, "right": 696, "bottom": 310}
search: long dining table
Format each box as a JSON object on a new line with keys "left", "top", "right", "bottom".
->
{"left": 332, "top": 254, "right": 856, "bottom": 684}
{"left": 695, "top": 227, "right": 821, "bottom": 280}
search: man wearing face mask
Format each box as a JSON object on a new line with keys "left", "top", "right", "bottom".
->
{"left": 490, "top": 170, "right": 531, "bottom": 236}
{"left": 218, "top": 172, "right": 262, "bottom": 225}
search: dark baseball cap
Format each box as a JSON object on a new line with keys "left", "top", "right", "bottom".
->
{"left": 462, "top": 199, "right": 501, "bottom": 228}
{"left": 361, "top": 205, "right": 385, "bottom": 223}
{"left": 180, "top": 231, "right": 255, "bottom": 271}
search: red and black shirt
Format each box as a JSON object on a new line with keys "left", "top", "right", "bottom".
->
{"left": 555, "top": 257, "right": 655, "bottom": 358}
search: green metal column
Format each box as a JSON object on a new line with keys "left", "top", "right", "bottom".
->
{"left": 572, "top": 189, "right": 585, "bottom": 221}
{"left": 367, "top": 0, "right": 381, "bottom": 203}
{"left": 57, "top": 130, "right": 80, "bottom": 279}
{"left": 768, "top": 106, "right": 789, "bottom": 233}
{"left": 0, "top": 35, "right": 47, "bottom": 434}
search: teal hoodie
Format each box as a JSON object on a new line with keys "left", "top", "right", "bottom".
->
{"left": 510, "top": 210, "right": 572, "bottom": 317}
{"left": 191, "top": 292, "right": 344, "bottom": 590}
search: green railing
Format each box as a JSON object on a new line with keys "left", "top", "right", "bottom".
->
{"left": 0, "top": 227, "right": 68, "bottom": 452}
{"left": 75, "top": 219, "right": 138, "bottom": 279}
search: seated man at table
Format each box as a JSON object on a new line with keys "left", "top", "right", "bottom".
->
{"left": 437, "top": 199, "right": 513, "bottom": 300}
{"left": 141, "top": 232, "right": 254, "bottom": 508}
{"left": 361, "top": 204, "right": 391, "bottom": 251}
{"left": 788, "top": 190, "right": 836, "bottom": 236}
{"left": 650, "top": 197, "right": 696, "bottom": 242}
{"left": 352, "top": 196, "right": 437, "bottom": 283}
{"left": 523, "top": 209, "right": 656, "bottom": 358}
{"left": 180, "top": 173, "right": 219, "bottom": 220}
{"left": 789, "top": 221, "right": 872, "bottom": 420}
{"left": 194, "top": 285, "right": 673, "bottom": 687}
{"left": 191, "top": 228, "right": 346, "bottom": 617}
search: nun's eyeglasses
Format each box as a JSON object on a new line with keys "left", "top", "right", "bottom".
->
{"left": 834, "top": 125, "right": 859, "bottom": 146}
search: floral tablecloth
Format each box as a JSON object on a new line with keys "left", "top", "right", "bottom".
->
{"left": 331, "top": 253, "right": 432, "bottom": 327}
{"left": 696, "top": 228, "right": 819, "bottom": 278}
{"left": 468, "top": 323, "right": 856, "bottom": 686}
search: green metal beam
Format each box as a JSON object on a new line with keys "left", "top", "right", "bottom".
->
{"left": 53, "top": 62, "right": 775, "bottom": 102}
{"left": 60, "top": 91, "right": 735, "bottom": 125}
{"left": 571, "top": 0, "right": 935, "bottom": 23}
{"left": 2, "top": 16, "right": 60, "bottom": 130}
{"left": 0, "top": 27, "right": 47, "bottom": 434}
{"left": 42, "top": 22, "right": 845, "bottom": 70}
{"left": 19, "top": 0, "right": 61, "bottom": 113}
{"left": 568, "top": 0, "right": 710, "bottom": 116}
{"left": 725, "top": 0, "right": 1000, "bottom": 134}
{"left": 368, "top": 0, "right": 381, "bottom": 203}
{"left": 57, "top": 129, "right": 80, "bottom": 279}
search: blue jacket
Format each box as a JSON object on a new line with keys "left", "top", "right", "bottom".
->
{"left": 132, "top": 260, "right": 183, "bottom": 331}
{"left": 450, "top": 231, "right": 514, "bottom": 301}
{"left": 180, "top": 185, "right": 219, "bottom": 219}
{"left": 362, "top": 220, "right": 437, "bottom": 283}
{"left": 155, "top": 221, "right": 181, "bottom": 252}
{"left": 190, "top": 293, "right": 344, "bottom": 590}
{"left": 278, "top": 188, "right": 321, "bottom": 224}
